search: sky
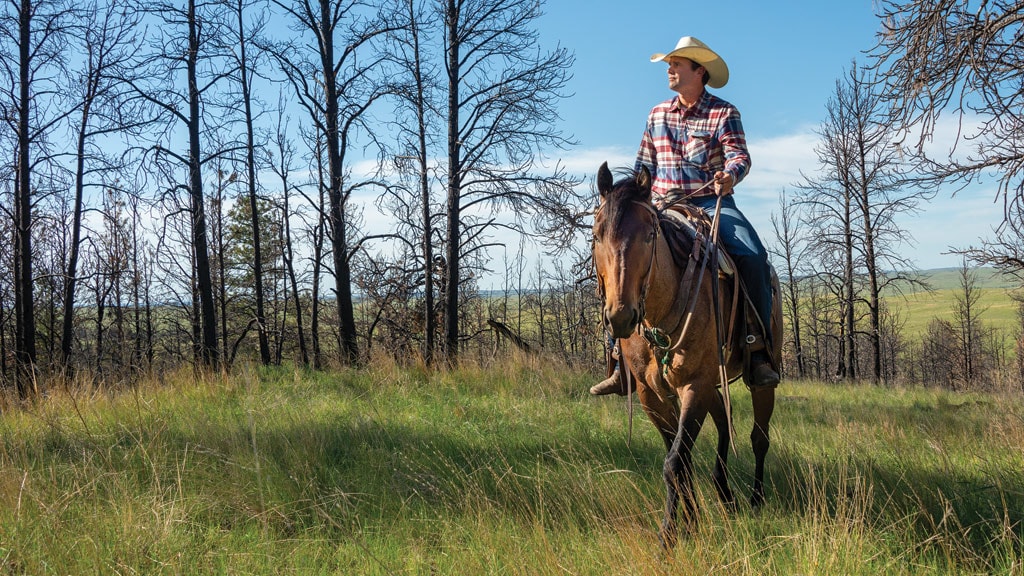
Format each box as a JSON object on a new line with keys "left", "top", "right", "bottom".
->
{"left": 500, "top": 0, "right": 1008, "bottom": 278}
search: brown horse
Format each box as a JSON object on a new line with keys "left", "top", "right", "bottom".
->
{"left": 592, "top": 162, "right": 780, "bottom": 548}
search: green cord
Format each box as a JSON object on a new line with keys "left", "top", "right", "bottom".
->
{"left": 644, "top": 327, "right": 673, "bottom": 376}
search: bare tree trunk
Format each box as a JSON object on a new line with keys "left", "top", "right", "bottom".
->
{"left": 267, "top": 107, "right": 309, "bottom": 366}
{"left": 280, "top": 173, "right": 309, "bottom": 366}
{"left": 442, "top": 0, "right": 461, "bottom": 365}
{"left": 408, "top": 0, "right": 435, "bottom": 367}
{"left": 214, "top": 171, "right": 230, "bottom": 368}
{"left": 131, "top": 199, "right": 144, "bottom": 372}
{"left": 267, "top": 0, "right": 395, "bottom": 366}
{"left": 61, "top": 98, "right": 90, "bottom": 370}
{"left": 185, "top": 0, "right": 219, "bottom": 370}
{"left": 14, "top": 0, "right": 38, "bottom": 396}
{"left": 232, "top": 0, "right": 270, "bottom": 365}
{"left": 862, "top": 202, "right": 882, "bottom": 383}
{"left": 310, "top": 139, "right": 326, "bottom": 370}
{"left": 95, "top": 279, "right": 106, "bottom": 375}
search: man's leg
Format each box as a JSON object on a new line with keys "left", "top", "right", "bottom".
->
{"left": 693, "top": 195, "right": 779, "bottom": 387}
{"left": 591, "top": 333, "right": 627, "bottom": 396}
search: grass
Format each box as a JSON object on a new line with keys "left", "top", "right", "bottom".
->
{"left": 894, "top": 286, "right": 1018, "bottom": 337}
{"left": 0, "top": 358, "right": 1022, "bottom": 574}
{"left": 878, "top": 267, "right": 1021, "bottom": 340}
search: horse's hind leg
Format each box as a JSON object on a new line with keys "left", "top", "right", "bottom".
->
{"left": 660, "top": 388, "right": 707, "bottom": 549}
{"left": 749, "top": 385, "right": 776, "bottom": 509}
{"left": 708, "top": 390, "right": 735, "bottom": 508}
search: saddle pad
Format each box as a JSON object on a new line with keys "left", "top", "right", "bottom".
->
{"left": 659, "top": 207, "right": 736, "bottom": 277}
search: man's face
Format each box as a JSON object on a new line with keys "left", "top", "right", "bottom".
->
{"left": 666, "top": 56, "right": 704, "bottom": 94}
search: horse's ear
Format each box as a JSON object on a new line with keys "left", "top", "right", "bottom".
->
{"left": 597, "top": 162, "right": 613, "bottom": 199}
{"left": 637, "top": 165, "right": 652, "bottom": 197}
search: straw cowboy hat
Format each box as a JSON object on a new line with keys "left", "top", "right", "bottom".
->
{"left": 650, "top": 36, "right": 730, "bottom": 89}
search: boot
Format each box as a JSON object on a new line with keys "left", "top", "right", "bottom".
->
{"left": 748, "top": 351, "right": 780, "bottom": 388}
{"left": 589, "top": 370, "right": 627, "bottom": 396}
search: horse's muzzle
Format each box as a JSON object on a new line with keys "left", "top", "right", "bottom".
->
{"left": 603, "top": 304, "right": 639, "bottom": 339}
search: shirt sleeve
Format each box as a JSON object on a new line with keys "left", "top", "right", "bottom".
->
{"left": 634, "top": 112, "right": 656, "bottom": 176}
{"left": 718, "top": 106, "right": 751, "bottom": 185}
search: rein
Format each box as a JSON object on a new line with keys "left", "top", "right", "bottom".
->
{"left": 707, "top": 195, "right": 738, "bottom": 452}
{"left": 638, "top": 182, "right": 716, "bottom": 367}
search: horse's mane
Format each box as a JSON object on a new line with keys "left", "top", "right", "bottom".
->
{"left": 601, "top": 169, "right": 647, "bottom": 232}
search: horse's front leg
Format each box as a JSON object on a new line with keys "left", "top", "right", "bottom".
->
{"left": 660, "top": 387, "right": 707, "bottom": 549}
{"left": 749, "top": 384, "right": 776, "bottom": 508}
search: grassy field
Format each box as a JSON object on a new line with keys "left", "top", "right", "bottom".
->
{"left": 885, "top": 267, "right": 1020, "bottom": 338}
{"left": 1, "top": 360, "right": 1022, "bottom": 574}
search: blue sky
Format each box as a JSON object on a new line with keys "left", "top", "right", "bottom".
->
{"left": 523, "top": 0, "right": 1006, "bottom": 273}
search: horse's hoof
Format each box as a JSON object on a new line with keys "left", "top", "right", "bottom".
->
{"left": 750, "top": 492, "right": 765, "bottom": 511}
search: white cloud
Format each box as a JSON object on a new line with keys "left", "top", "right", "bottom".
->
{"left": 543, "top": 145, "right": 635, "bottom": 176}
{"left": 744, "top": 127, "right": 820, "bottom": 200}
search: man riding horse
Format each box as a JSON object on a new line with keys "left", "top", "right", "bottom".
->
{"left": 591, "top": 36, "right": 779, "bottom": 395}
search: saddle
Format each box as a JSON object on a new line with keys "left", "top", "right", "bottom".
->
{"left": 659, "top": 203, "right": 735, "bottom": 277}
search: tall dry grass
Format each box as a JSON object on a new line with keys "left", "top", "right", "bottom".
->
{"left": 0, "top": 359, "right": 1020, "bottom": 574}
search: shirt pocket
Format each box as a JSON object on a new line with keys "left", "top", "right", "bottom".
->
{"left": 685, "top": 130, "right": 713, "bottom": 168}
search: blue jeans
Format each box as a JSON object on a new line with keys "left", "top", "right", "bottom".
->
{"left": 688, "top": 195, "right": 773, "bottom": 348}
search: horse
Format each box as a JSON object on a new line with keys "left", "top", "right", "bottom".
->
{"left": 592, "top": 162, "right": 780, "bottom": 548}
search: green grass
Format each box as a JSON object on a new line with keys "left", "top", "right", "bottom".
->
{"left": 1, "top": 360, "right": 1022, "bottom": 574}
{"left": 892, "top": 286, "right": 1019, "bottom": 338}
{"left": 882, "top": 267, "right": 1021, "bottom": 339}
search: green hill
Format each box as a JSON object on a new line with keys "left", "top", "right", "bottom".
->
{"left": 900, "top": 266, "right": 1018, "bottom": 292}
{"left": 888, "top": 267, "right": 1021, "bottom": 338}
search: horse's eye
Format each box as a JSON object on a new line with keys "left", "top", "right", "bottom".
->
{"left": 647, "top": 230, "right": 656, "bottom": 243}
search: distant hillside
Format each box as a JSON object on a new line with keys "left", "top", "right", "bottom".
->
{"left": 900, "top": 267, "right": 1019, "bottom": 293}
{"left": 886, "top": 267, "right": 1021, "bottom": 338}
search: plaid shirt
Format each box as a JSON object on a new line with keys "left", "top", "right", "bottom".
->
{"left": 635, "top": 91, "right": 751, "bottom": 199}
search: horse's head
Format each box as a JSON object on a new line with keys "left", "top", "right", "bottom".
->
{"left": 593, "top": 162, "right": 659, "bottom": 339}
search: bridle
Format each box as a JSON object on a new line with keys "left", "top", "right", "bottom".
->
{"left": 594, "top": 198, "right": 660, "bottom": 332}
{"left": 594, "top": 191, "right": 709, "bottom": 347}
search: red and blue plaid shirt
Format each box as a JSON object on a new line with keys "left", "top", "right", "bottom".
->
{"left": 635, "top": 90, "right": 751, "bottom": 199}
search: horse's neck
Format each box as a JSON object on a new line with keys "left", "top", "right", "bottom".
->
{"left": 645, "top": 232, "right": 687, "bottom": 327}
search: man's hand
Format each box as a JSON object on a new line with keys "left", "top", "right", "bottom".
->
{"left": 713, "top": 171, "right": 734, "bottom": 196}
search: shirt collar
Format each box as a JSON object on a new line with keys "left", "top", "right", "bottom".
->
{"left": 670, "top": 89, "right": 710, "bottom": 117}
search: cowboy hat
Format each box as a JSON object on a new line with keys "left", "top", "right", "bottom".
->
{"left": 650, "top": 36, "right": 729, "bottom": 89}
